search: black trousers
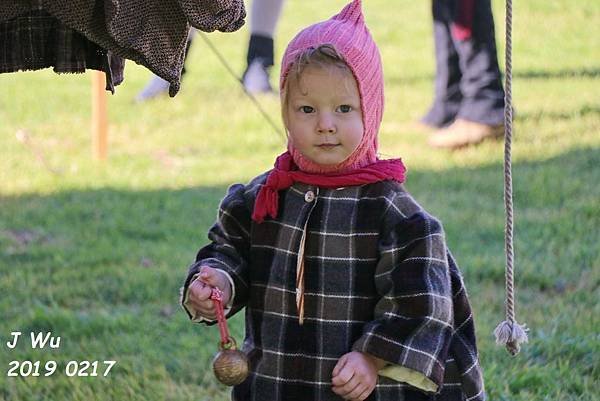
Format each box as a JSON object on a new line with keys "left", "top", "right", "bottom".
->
{"left": 422, "top": 0, "right": 505, "bottom": 127}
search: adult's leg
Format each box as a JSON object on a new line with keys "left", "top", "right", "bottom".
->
{"left": 243, "top": 0, "right": 286, "bottom": 93}
{"left": 421, "top": 0, "right": 463, "bottom": 128}
{"left": 452, "top": 0, "right": 504, "bottom": 126}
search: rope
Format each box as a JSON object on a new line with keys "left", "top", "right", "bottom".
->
{"left": 493, "top": 0, "right": 528, "bottom": 356}
{"left": 198, "top": 32, "right": 285, "bottom": 141}
{"left": 210, "top": 287, "right": 233, "bottom": 347}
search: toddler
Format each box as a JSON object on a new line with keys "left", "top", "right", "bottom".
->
{"left": 182, "top": 1, "right": 485, "bottom": 400}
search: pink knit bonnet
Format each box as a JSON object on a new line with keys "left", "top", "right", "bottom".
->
{"left": 280, "top": 0, "right": 384, "bottom": 173}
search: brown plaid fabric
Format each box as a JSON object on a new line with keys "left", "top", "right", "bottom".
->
{"left": 0, "top": 8, "right": 123, "bottom": 92}
{"left": 0, "top": 0, "right": 245, "bottom": 95}
{"left": 182, "top": 173, "right": 486, "bottom": 401}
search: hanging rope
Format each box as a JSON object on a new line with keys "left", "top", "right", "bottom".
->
{"left": 198, "top": 32, "right": 285, "bottom": 141}
{"left": 493, "top": 0, "right": 528, "bottom": 356}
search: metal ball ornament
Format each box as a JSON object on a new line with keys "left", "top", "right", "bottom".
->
{"left": 212, "top": 337, "right": 249, "bottom": 386}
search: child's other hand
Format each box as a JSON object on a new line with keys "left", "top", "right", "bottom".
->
{"left": 186, "top": 266, "right": 231, "bottom": 320}
{"left": 331, "top": 351, "right": 383, "bottom": 401}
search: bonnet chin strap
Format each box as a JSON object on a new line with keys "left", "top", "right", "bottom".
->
{"left": 493, "top": 0, "right": 528, "bottom": 356}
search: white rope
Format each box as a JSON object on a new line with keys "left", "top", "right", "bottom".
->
{"left": 493, "top": 0, "right": 529, "bottom": 356}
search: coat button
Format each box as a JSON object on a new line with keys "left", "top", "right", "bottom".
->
{"left": 304, "top": 191, "right": 315, "bottom": 203}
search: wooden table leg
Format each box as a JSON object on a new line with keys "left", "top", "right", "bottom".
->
{"left": 91, "top": 71, "right": 108, "bottom": 161}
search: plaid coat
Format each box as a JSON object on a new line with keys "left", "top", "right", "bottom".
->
{"left": 182, "top": 172, "right": 485, "bottom": 401}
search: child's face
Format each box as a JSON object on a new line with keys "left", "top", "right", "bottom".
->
{"left": 284, "top": 65, "right": 363, "bottom": 167}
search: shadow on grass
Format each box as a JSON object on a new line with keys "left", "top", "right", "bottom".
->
{"left": 0, "top": 146, "right": 597, "bottom": 312}
{"left": 0, "top": 184, "right": 230, "bottom": 312}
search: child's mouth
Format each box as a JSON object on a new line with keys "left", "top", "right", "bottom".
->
{"left": 316, "top": 143, "right": 340, "bottom": 149}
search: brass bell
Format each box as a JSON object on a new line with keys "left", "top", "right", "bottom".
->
{"left": 212, "top": 337, "right": 249, "bottom": 386}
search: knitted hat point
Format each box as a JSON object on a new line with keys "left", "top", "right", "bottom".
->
{"left": 334, "top": 0, "right": 364, "bottom": 24}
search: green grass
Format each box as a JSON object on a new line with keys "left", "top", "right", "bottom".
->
{"left": 1, "top": 0, "right": 599, "bottom": 400}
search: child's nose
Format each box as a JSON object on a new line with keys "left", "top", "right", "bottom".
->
{"left": 316, "top": 113, "right": 336, "bottom": 134}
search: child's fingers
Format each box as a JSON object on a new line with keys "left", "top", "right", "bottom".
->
{"left": 344, "top": 382, "right": 368, "bottom": 401}
{"left": 188, "top": 285, "right": 217, "bottom": 316}
{"left": 355, "top": 384, "right": 375, "bottom": 401}
{"left": 332, "top": 353, "right": 348, "bottom": 378}
{"left": 332, "top": 375, "right": 361, "bottom": 398}
{"left": 189, "top": 278, "right": 212, "bottom": 301}
{"left": 331, "top": 362, "right": 354, "bottom": 387}
{"left": 199, "top": 266, "right": 226, "bottom": 289}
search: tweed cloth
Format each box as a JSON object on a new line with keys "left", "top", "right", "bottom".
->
{"left": 0, "top": 8, "right": 123, "bottom": 92}
{"left": 182, "top": 174, "right": 486, "bottom": 401}
{"left": 280, "top": 0, "right": 384, "bottom": 173}
{"left": 0, "top": 0, "right": 246, "bottom": 96}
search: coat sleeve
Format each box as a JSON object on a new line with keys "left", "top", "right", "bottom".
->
{"left": 352, "top": 208, "right": 454, "bottom": 392}
{"left": 181, "top": 183, "right": 252, "bottom": 323}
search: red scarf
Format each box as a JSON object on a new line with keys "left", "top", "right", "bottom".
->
{"left": 252, "top": 152, "right": 407, "bottom": 223}
{"left": 451, "top": 0, "right": 475, "bottom": 41}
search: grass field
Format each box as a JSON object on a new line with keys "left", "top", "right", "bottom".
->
{"left": 1, "top": 0, "right": 599, "bottom": 400}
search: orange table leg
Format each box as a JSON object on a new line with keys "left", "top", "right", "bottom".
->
{"left": 91, "top": 71, "right": 108, "bottom": 161}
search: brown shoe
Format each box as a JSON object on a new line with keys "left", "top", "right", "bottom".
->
{"left": 428, "top": 118, "right": 504, "bottom": 149}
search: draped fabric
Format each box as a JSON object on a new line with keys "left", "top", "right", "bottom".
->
{"left": 0, "top": 8, "right": 122, "bottom": 92}
{"left": 0, "top": 0, "right": 246, "bottom": 94}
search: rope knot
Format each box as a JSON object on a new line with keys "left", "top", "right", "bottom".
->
{"left": 494, "top": 320, "right": 529, "bottom": 356}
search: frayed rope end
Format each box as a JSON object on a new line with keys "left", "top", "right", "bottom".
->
{"left": 494, "top": 320, "right": 529, "bottom": 356}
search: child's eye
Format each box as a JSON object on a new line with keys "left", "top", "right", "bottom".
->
{"left": 300, "top": 106, "right": 315, "bottom": 113}
{"left": 337, "top": 105, "right": 352, "bottom": 113}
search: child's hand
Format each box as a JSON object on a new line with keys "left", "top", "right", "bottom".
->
{"left": 186, "top": 266, "right": 231, "bottom": 320}
{"left": 331, "top": 351, "right": 384, "bottom": 401}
